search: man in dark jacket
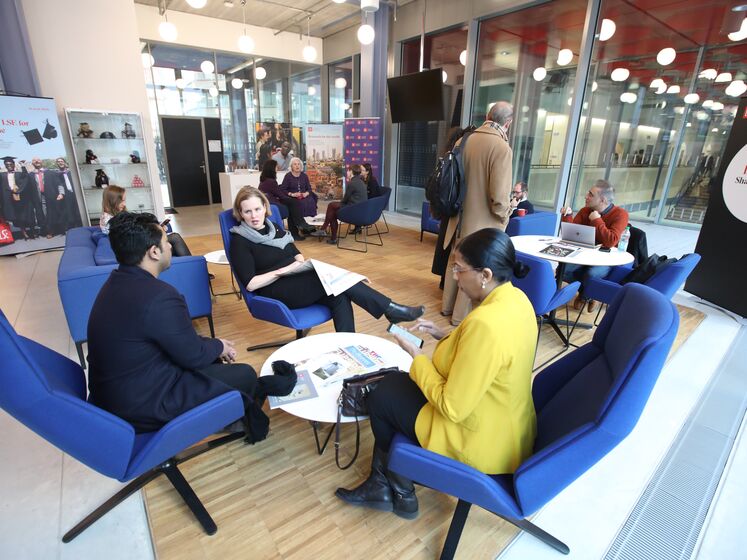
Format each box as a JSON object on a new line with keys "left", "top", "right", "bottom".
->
{"left": 87, "top": 212, "right": 291, "bottom": 441}
{"left": 509, "top": 181, "right": 535, "bottom": 218}
{"left": 311, "top": 163, "right": 368, "bottom": 244}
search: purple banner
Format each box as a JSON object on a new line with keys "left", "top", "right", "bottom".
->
{"left": 344, "top": 117, "right": 382, "bottom": 183}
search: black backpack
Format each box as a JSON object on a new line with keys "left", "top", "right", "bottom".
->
{"left": 425, "top": 127, "right": 475, "bottom": 220}
{"left": 621, "top": 253, "right": 678, "bottom": 285}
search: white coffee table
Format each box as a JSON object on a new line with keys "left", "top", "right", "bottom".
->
{"left": 204, "top": 249, "right": 240, "bottom": 299}
{"left": 260, "top": 332, "right": 412, "bottom": 454}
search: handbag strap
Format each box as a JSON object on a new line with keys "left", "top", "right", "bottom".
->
{"left": 335, "top": 396, "right": 360, "bottom": 470}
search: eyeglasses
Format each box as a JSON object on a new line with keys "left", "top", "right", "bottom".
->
{"left": 452, "top": 264, "right": 479, "bottom": 274}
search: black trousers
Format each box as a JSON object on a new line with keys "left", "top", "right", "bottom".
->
{"left": 276, "top": 197, "right": 310, "bottom": 235}
{"left": 167, "top": 232, "right": 192, "bottom": 257}
{"left": 367, "top": 371, "right": 427, "bottom": 452}
{"left": 258, "top": 271, "right": 391, "bottom": 332}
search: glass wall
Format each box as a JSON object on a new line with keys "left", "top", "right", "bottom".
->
{"left": 396, "top": 27, "right": 469, "bottom": 213}
{"left": 329, "top": 58, "right": 353, "bottom": 122}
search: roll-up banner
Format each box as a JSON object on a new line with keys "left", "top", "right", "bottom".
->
{"left": 685, "top": 96, "right": 747, "bottom": 318}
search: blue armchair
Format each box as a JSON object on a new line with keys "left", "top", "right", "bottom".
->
{"left": 513, "top": 252, "right": 581, "bottom": 369}
{"left": 58, "top": 227, "right": 214, "bottom": 368}
{"left": 218, "top": 209, "right": 332, "bottom": 351}
{"left": 388, "top": 283, "right": 679, "bottom": 558}
{"left": 506, "top": 210, "right": 558, "bottom": 236}
{"left": 0, "top": 309, "right": 246, "bottom": 542}
{"left": 421, "top": 201, "right": 441, "bottom": 242}
{"left": 336, "top": 195, "right": 389, "bottom": 253}
{"left": 377, "top": 186, "right": 392, "bottom": 234}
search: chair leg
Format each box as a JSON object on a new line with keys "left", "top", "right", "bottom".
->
{"left": 75, "top": 341, "right": 86, "bottom": 370}
{"left": 162, "top": 462, "right": 217, "bottom": 535}
{"left": 380, "top": 212, "right": 390, "bottom": 234}
{"left": 247, "top": 328, "right": 311, "bottom": 351}
{"left": 439, "top": 499, "right": 472, "bottom": 560}
{"left": 420, "top": 229, "right": 424, "bottom": 242}
{"left": 207, "top": 314, "right": 215, "bottom": 338}
{"left": 497, "top": 514, "right": 570, "bottom": 555}
{"left": 593, "top": 303, "right": 605, "bottom": 327}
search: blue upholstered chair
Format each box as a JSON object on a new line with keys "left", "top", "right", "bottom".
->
{"left": 421, "top": 201, "right": 441, "bottom": 242}
{"left": 268, "top": 204, "right": 285, "bottom": 230}
{"left": 377, "top": 186, "right": 392, "bottom": 234}
{"left": 505, "top": 211, "right": 558, "bottom": 237}
{"left": 0, "top": 309, "right": 245, "bottom": 542}
{"left": 218, "top": 209, "right": 332, "bottom": 351}
{"left": 388, "top": 283, "right": 679, "bottom": 558}
{"left": 513, "top": 252, "right": 581, "bottom": 370}
{"left": 336, "top": 195, "right": 389, "bottom": 253}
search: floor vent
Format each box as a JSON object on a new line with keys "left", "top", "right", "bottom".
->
{"left": 604, "top": 327, "right": 747, "bottom": 560}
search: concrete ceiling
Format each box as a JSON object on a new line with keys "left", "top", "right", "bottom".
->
{"left": 135, "top": 0, "right": 397, "bottom": 39}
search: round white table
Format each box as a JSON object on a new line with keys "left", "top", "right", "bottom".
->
{"left": 260, "top": 332, "right": 412, "bottom": 454}
{"left": 203, "top": 249, "right": 240, "bottom": 299}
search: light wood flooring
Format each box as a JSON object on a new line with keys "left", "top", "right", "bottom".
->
{"left": 143, "top": 224, "right": 704, "bottom": 560}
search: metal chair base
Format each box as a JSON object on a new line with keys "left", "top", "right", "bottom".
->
{"left": 246, "top": 328, "right": 310, "bottom": 352}
{"left": 337, "top": 223, "right": 383, "bottom": 253}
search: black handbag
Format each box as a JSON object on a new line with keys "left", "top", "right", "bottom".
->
{"left": 334, "top": 367, "right": 402, "bottom": 469}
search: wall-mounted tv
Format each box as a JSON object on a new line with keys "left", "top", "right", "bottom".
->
{"left": 387, "top": 69, "right": 445, "bottom": 123}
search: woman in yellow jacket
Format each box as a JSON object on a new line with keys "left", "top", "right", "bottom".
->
{"left": 336, "top": 228, "right": 537, "bottom": 519}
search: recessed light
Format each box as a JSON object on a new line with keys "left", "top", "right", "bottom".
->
{"left": 732, "top": 4, "right": 747, "bottom": 11}
{"left": 500, "top": 51, "right": 510, "bottom": 56}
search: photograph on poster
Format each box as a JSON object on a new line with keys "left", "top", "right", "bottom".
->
{"left": 254, "top": 122, "right": 302, "bottom": 170}
{"left": 0, "top": 95, "right": 82, "bottom": 257}
{"left": 305, "top": 124, "right": 344, "bottom": 200}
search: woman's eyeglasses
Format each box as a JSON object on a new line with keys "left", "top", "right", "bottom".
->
{"left": 452, "top": 264, "right": 478, "bottom": 274}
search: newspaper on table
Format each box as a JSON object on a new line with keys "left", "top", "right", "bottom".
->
{"left": 294, "top": 344, "right": 387, "bottom": 388}
{"left": 275, "top": 258, "right": 368, "bottom": 296}
{"left": 268, "top": 369, "right": 318, "bottom": 409}
{"left": 539, "top": 243, "right": 580, "bottom": 258}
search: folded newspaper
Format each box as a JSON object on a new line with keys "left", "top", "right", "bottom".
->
{"left": 276, "top": 258, "right": 368, "bottom": 296}
{"left": 268, "top": 369, "right": 318, "bottom": 409}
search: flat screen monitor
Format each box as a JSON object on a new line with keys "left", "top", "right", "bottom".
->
{"left": 387, "top": 69, "right": 445, "bottom": 123}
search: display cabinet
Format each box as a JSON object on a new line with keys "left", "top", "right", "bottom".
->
{"left": 65, "top": 109, "right": 155, "bottom": 225}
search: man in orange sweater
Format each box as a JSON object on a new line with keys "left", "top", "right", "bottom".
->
{"left": 561, "top": 179, "right": 629, "bottom": 312}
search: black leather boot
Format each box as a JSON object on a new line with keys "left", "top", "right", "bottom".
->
{"left": 386, "top": 469, "right": 419, "bottom": 519}
{"left": 335, "top": 447, "right": 393, "bottom": 512}
{"left": 384, "top": 303, "right": 425, "bottom": 324}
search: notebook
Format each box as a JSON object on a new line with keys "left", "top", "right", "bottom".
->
{"left": 560, "top": 222, "right": 601, "bottom": 249}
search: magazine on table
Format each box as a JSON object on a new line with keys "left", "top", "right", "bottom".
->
{"left": 275, "top": 258, "right": 368, "bottom": 296}
{"left": 539, "top": 243, "right": 580, "bottom": 258}
{"left": 268, "top": 369, "right": 318, "bottom": 409}
{"left": 294, "top": 345, "right": 386, "bottom": 388}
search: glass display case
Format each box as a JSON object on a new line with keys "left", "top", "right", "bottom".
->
{"left": 65, "top": 109, "right": 155, "bottom": 224}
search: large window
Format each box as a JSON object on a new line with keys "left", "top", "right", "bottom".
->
{"left": 329, "top": 58, "right": 353, "bottom": 122}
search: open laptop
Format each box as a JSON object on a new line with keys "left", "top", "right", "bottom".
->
{"left": 560, "top": 222, "right": 601, "bottom": 249}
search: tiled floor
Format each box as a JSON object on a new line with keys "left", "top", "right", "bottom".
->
{"left": 0, "top": 206, "right": 742, "bottom": 560}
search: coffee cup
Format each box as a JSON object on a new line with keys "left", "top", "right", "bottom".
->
{"left": 516, "top": 208, "right": 527, "bottom": 217}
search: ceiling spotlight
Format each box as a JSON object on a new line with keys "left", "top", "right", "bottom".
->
{"left": 141, "top": 53, "right": 155, "bottom": 68}
{"left": 175, "top": 78, "right": 186, "bottom": 89}
{"left": 711, "top": 128, "right": 719, "bottom": 132}
{"left": 650, "top": 78, "right": 665, "bottom": 89}
{"left": 334, "top": 77, "right": 347, "bottom": 89}
{"left": 656, "top": 48, "right": 676, "bottom": 66}
{"left": 459, "top": 50, "right": 467, "bottom": 66}
{"left": 231, "top": 78, "right": 243, "bottom": 89}
{"left": 702, "top": 99, "right": 714, "bottom": 108}
{"left": 158, "top": 21, "right": 177, "bottom": 42}
{"left": 715, "top": 72, "right": 733, "bottom": 83}
{"left": 726, "top": 80, "right": 747, "bottom": 97}
{"left": 532, "top": 67, "right": 547, "bottom": 81}
{"left": 592, "top": 81, "right": 598, "bottom": 92}
{"left": 358, "top": 23, "right": 375, "bottom": 45}
{"left": 224, "top": 0, "right": 234, "bottom": 6}
{"left": 711, "top": 101, "right": 724, "bottom": 111}
{"left": 303, "top": 44, "right": 317, "bottom": 62}
{"left": 308, "top": 85, "right": 317, "bottom": 96}
{"left": 683, "top": 93, "right": 700, "bottom": 104}
{"left": 599, "top": 18, "right": 616, "bottom": 41}
{"left": 361, "top": 0, "right": 379, "bottom": 11}
{"left": 208, "top": 86, "right": 219, "bottom": 97}
{"left": 500, "top": 50, "right": 510, "bottom": 56}
{"left": 255, "top": 67, "right": 266, "bottom": 80}
{"left": 620, "top": 92, "right": 637, "bottom": 103}
{"left": 557, "top": 49, "right": 573, "bottom": 66}
{"left": 186, "top": 0, "right": 207, "bottom": 7}
{"left": 666, "top": 84, "right": 680, "bottom": 94}
{"left": 200, "top": 60, "right": 215, "bottom": 74}
{"left": 442, "top": 70, "right": 448, "bottom": 83}
{"left": 686, "top": 122, "right": 692, "bottom": 127}
{"left": 332, "top": 0, "right": 346, "bottom": 3}
{"left": 610, "top": 68, "right": 629, "bottom": 82}
{"left": 698, "top": 68, "right": 718, "bottom": 80}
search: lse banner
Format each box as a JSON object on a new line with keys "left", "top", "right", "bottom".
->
{"left": 685, "top": 96, "right": 747, "bottom": 318}
{"left": 0, "top": 94, "right": 81, "bottom": 256}
{"left": 344, "top": 117, "right": 382, "bottom": 184}
{"left": 305, "top": 124, "right": 344, "bottom": 200}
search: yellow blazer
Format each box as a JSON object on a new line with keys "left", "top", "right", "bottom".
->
{"left": 410, "top": 282, "right": 537, "bottom": 474}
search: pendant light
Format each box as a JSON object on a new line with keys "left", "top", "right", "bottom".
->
{"left": 302, "top": 16, "right": 317, "bottom": 62}
{"left": 158, "top": 0, "right": 177, "bottom": 42}
{"left": 358, "top": 11, "right": 375, "bottom": 45}
{"left": 238, "top": 0, "right": 255, "bottom": 54}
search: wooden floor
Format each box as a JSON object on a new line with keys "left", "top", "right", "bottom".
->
{"left": 143, "top": 224, "right": 704, "bottom": 560}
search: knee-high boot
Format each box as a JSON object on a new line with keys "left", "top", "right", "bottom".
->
{"left": 386, "top": 468, "right": 419, "bottom": 519}
{"left": 335, "top": 447, "right": 393, "bottom": 512}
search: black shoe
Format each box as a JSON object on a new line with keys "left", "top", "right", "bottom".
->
{"left": 326, "top": 238, "right": 337, "bottom": 245}
{"left": 384, "top": 303, "right": 425, "bottom": 324}
{"left": 292, "top": 231, "right": 306, "bottom": 241}
{"left": 208, "top": 273, "right": 216, "bottom": 280}
{"left": 301, "top": 224, "right": 317, "bottom": 234}
{"left": 351, "top": 226, "right": 363, "bottom": 235}
{"left": 335, "top": 447, "right": 393, "bottom": 512}
{"left": 386, "top": 469, "right": 419, "bottom": 519}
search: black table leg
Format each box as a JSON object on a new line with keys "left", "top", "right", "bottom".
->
{"left": 310, "top": 421, "right": 335, "bottom": 455}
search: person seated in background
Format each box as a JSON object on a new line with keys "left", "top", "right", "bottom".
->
{"left": 280, "top": 157, "right": 317, "bottom": 217}
{"left": 258, "top": 159, "right": 315, "bottom": 241}
{"left": 509, "top": 181, "right": 534, "bottom": 218}
{"left": 256, "top": 127, "right": 272, "bottom": 169}
{"left": 87, "top": 212, "right": 296, "bottom": 443}
{"left": 310, "top": 164, "right": 367, "bottom": 244}
{"left": 271, "top": 141, "right": 293, "bottom": 172}
{"left": 560, "top": 179, "right": 629, "bottom": 312}
{"left": 336, "top": 228, "right": 537, "bottom": 519}
{"left": 229, "top": 187, "right": 424, "bottom": 332}
{"left": 99, "top": 184, "right": 193, "bottom": 257}
{"left": 361, "top": 162, "right": 382, "bottom": 199}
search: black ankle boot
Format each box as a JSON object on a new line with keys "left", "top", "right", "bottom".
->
{"left": 386, "top": 469, "right": 419, "bottom": 519}
{"left": 335, "top": 447, "right": 393, "bottom": 512}
{"left": 384, "top": 303, "right": 425, "bottom": 324}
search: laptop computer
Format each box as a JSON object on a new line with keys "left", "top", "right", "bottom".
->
{"left": 560, "top": 222, "right": 601, "bottom": 249}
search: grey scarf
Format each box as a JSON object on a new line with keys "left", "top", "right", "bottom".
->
{"left": 230, "top": 219, "right": 294, "bottom": 249}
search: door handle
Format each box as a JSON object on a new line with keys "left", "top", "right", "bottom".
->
{"left": 199, "top": 162, "right": 206, "bottom": 174}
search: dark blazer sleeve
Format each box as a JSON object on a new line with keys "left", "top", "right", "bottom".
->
{"left": 229, "top": 234, "right": 257, "bottom": 288}
{"left": 142, "top": 287, "right": 223, "bottom": 369}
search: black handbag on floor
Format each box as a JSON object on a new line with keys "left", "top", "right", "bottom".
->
{"left": 334, "top": 367, "right": 403, "bottom": 469}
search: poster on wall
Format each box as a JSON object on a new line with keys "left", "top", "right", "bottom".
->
{"left": 0, "top": 94, "right": 81, "bottom": 257}
{"left": 344, "top": 117, "right": 383, "bottom": 185}
{"left": 254, "top": 122, "right": 301, "bottom": 170}
{"left": 305, "top": 124, "right": 344, "bottom": 200}
{"left": 685, "top": 96, "right": 747, "bottom": 319}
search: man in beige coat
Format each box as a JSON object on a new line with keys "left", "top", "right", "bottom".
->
{"left": 442, "top": 101, "right": 514, "bottom": 325}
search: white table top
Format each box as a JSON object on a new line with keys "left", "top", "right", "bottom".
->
{"left": 260, "top": 332, "right": 413, "bottom": 424}
{"left": 204, "top": 250, "right": 229, "bottom": 265}
{"left": 511, "top": 235, "right": 634, "bottom": 267}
